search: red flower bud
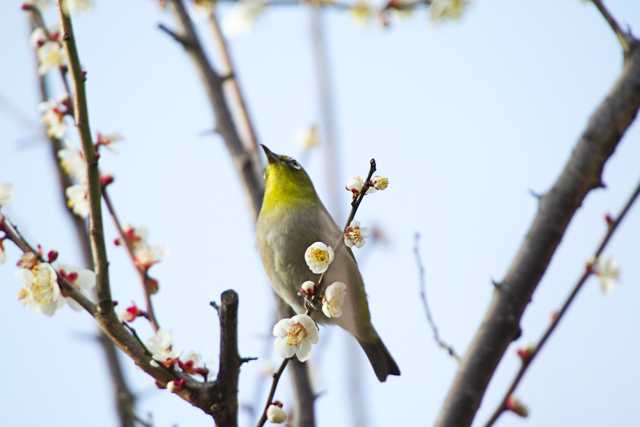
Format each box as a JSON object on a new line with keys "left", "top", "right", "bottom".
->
{"left": 47, "top": 250, "right": 59, "bottom": 263}
{"left": 100, "top": 174, "right": 114, "bottom": 187}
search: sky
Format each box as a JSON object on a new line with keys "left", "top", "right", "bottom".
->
{"left": 1, "top": 1, "right": 640, "bottom": 427}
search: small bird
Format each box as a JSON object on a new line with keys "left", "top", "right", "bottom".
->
{"left": 256, "top": 144, "right": 400, "bottom": 382}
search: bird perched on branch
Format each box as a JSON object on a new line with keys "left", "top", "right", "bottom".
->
{"left": 256, "top": 144, "right": 400, "bottom": 382}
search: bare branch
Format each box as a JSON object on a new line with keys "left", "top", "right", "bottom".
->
{"left": 413, "top": 233, "right": 460, "bottom": 362}
{"left": 207, "top": 9, "right": 260, "bottom": 154}
{"left": 256, "top": 358, "right": 291, "bottom": 427}
{"left": 436, "top": 40, "right": 640, "bottom": 427}
{"left": 591, "top": 0, "right": 635, "bottom": 53}
{"left": 163, "top": 0, "right": 264, "bottom": 217}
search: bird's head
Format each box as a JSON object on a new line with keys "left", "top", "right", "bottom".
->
{"left": 261, "top": 144, "right": 318, "bottom": 210}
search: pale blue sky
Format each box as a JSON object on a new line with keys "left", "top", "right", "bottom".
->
{"left": 1, "top": 1, "right": 640, "bottom": 426}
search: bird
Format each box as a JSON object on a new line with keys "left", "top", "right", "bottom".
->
{"left": 256, "top": 144, "right": 400, "bottom": 382}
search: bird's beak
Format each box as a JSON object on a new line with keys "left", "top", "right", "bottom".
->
{"left": 261, "top": 144, "right": 280, "bottom": 164}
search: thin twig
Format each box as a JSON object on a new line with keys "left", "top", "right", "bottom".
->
{"left": 413, "top": 233, "right": 460, "bottom": 362}
{"left": 256, "top": 358, "right": 291, "bottom": 427}
{"left": 591, "top": 0, "right": 634, "bottom": 53}
{"left": 483, "top": 178, "right": 640, "bottom": 427}
{"left": 56, "top": 0, "right": 112, "bottom": 313}
{"left": 316, "top": 158, "right": 376, "bottom": 294}
{"left": 103, "top": 189, "right": 160, "bottom": 332}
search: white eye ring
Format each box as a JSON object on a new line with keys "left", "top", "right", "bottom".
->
{"left": 289, "top": 160, "right": 302, "bottom": 170}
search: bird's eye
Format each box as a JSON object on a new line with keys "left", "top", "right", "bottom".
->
{"left": 289, "top": 159, "right": 302, "bottom": 170}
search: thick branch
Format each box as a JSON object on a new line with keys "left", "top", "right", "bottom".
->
{"left": 483, "top": 178, "right": 640, "bottom": 426}
{"left": 435, "top": 41, "right": 640, "bottom": 427}
{"left": 211, "top": 290, "right": 243, "bottom": 427}
{"left": 55, "top": 1, "right": 112, "bottom": 313}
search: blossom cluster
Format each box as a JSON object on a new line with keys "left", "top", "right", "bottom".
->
{"left": 15, "top": 251, "right": 96, "bottom": 316}
{"left": 145, "top": 329, "right": 208, "bottom": 385}
{"left": 220, "top": 0, "right": 470, "bottom": 38}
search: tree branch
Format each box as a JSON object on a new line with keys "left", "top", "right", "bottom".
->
{"left": 483, "top": 177, "right": 640, "bottom": 426}
{"left": 591, "top": 0, "right": 634, "bottom": 54}
{"left": 436, "top": 38, "right": 640, "bottom": 427}
{"left": 102, "top": 189, "right": 161, "bottom": 332}
{"left": 55, "top": 1, "right": 112, "bottom": 313}
{"left": 256, "top": 357, "right": 291, "bottom": 427}
{"left": 164, "top": 0, "right": 264, "bottom": 217}
{"left": 211, "top": 290, "right": 243, "bottom": 427}
{"left": 207, "top": 8, "right": 260, "bottom": 154}
{"left": 413, "top": 233, "right": 460, "bottom": 362}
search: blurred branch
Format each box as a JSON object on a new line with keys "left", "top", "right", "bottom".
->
{"left": 483, "top": 178, "right": 640, "bottom": 426}
{"left": 163, "top": 0, "right": 263, "bottom": 217}
{"left": 436, "top": 33, "right": 640, "bottom": 427}
{"left": 413, "top": 233, "right": 460, "bottom": 362}
{"left": 591, "top": 0, "right": 634, "bottom": 54}
{"left": 207, "top": 8, "right": 260, "bottom": 154}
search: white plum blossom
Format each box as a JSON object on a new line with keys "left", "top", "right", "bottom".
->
{"left": 17, "top": 262, "right": 63, "bottom": 316}
{"left": 0, "top": 240, "right": 6, "bottom": 265}
{"left": 30, "top": 28, "right": 48, "bottom": 46}
{"left": 193, "top": 0, "right": 216, "bottom": 13}
{"left": 24, "top": 0, "right": 51, "bottom": 10}
{"left": 430, "top": 0, "right": 469, "bottom": 21}
{"left": 349, "top": 0, "right": 374, "bottom": 25}
{"left": 322, "top": 281, "right": 347, "bottom": 319}
{"left": 96, "top": 132, "right": 124, "bottom": 152}
{"left": 134, "top": 245, "right": 166, "bottom": 270}
{"left": 66, "top": 184, "right": 90, "bottom": 218}
{"left": 121, "top": 225, "right": 166, "bottom": 270}
{"left": 371, "top": 175, "right": 389, "bottom": 191}
{"left": 266, "top": 403, "right": 287, "bottom": 424}
{"left": 146, "top": 329, "right": 179, "bottom": 362}
{"left": 0, "top": 182, "right": 14, "bottom": 206}
{"left": 295, "top": 125, "right": 319, "bottom": 150}
{"left": 594, "top": 257, "right": 620, "bottom": 295}
{"left": 55, "top": 264, "right": 96, "bottom": 310}
{"left": 62, "top": 0, "right": 92, "bottom": 14}
{"left": 39, "top": 99, "right": 67, "bottom": 139}
{"left": 37, "top": 40, "right": 66, "bottom": 75}
{"left": 345, "top": 176, "right": 376, "bottom": 195}
{"left": 58, "top": 146, "right": 86, "bottom": 181}
{"left": 344, "top": 220, "right": 367, "bottom": 248}
{"left": 223, "top": 0, "right": 266, "bottom": 37}
{"left": 273, "top": 314, "right": 319, "bottom": 362}
{"left": 304, "top": 242, "right": 334, "bottom": 274}
{"left": 300, "top": 280, "right": 316, "bottom": 297}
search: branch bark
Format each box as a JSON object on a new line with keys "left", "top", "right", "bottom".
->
{"left": 435, "top": 38, "right": 640, "bottom": 427}
{"left": 483, "top": 178, "right": 640, "bottom": 426}
{"left": 56, "top": 1, "right": 112, "bottom": 313}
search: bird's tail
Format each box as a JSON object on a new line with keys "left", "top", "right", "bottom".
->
{"left": 357, "top": 335, "right": 401, "bottom": 382}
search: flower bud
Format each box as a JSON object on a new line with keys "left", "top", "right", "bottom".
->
{"left": 266, "top": 402, "right": 287, "bottom": 423}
